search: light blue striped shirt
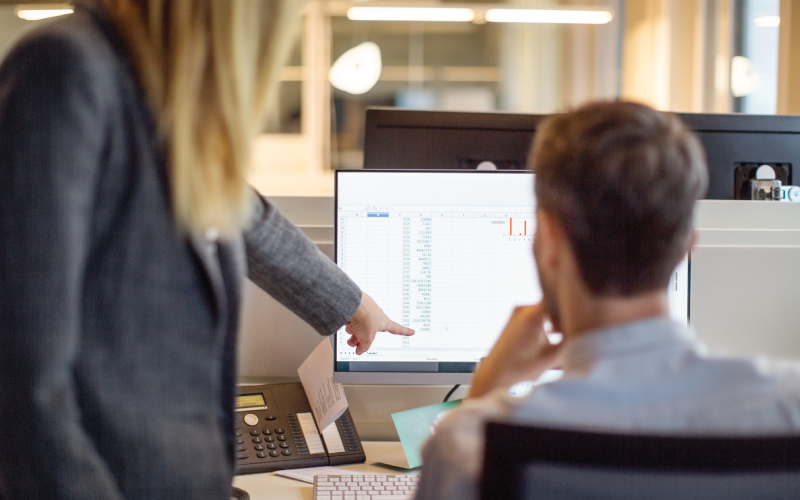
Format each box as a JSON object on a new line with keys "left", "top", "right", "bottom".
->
{"left": 415, "top": 318, "right": 800, "bottom": 500}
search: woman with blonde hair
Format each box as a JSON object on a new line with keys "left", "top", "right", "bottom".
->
{"left": 0, "top": 1, "right": 412, "bottom": 498}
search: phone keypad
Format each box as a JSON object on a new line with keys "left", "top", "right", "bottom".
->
{"left": 234, "top": 413, "right": 308, "bottom": 461}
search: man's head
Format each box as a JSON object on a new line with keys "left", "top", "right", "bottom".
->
{"left": 530, "top": 101, "right": 708, "bottom": 329}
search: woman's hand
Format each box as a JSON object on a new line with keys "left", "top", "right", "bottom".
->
{"left": 468, "top": 304, "right": 562, "bottom": 399}
{"left": 345, "top": 293, "right": 415, "bottom": 355}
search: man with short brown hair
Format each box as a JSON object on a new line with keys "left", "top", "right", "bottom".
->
{"left": 414, "top": 101, "right": 800, "bottom": 500}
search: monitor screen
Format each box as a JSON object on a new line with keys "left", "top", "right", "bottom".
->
{"left": 333, "top": 170, "right": 689, "bottom": 384}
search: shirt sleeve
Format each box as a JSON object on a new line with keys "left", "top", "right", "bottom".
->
{"left": 414, "top": 390, "right": 523, "bottom": 500}
{"left": 244, "top": 192, "right": 362, "bottom": 336}
{"left": 0, "top": 28, "right": 125, "bottom": 500}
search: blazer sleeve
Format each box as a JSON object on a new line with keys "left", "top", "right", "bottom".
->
{"left": 244, "top": 193, "right": 362, "bottom": 336}
{"left": 0, "top": 31, "right": 125, "bottom": 500}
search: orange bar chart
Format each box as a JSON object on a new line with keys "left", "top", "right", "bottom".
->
{"left": 508, "top": 217, "right": 533, "bottom": 236}
{"left": 509, "top": 217, "right": 530, "bottom": 237}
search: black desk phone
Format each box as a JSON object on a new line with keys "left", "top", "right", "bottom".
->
{"left": 233, "top": 382, "right": 365, "bottom": 475}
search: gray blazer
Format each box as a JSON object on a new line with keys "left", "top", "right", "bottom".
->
{"left": 0, "top": 4, "right": 361, "bottom": 499}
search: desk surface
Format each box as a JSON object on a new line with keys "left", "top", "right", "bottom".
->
{"left": 232, "top": 442, "right": 416, "bottom": 500}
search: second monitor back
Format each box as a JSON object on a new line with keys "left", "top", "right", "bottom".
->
{"left": 362, "top": 107, "right": 800, "bottom": 200}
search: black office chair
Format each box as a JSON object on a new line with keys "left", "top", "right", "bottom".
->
{"left": 480, "top": 421, "right": 800, "bottom": 500}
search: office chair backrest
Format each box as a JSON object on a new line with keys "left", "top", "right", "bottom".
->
{"left": 480, "top": 421, "right": 800, "bottom": 500}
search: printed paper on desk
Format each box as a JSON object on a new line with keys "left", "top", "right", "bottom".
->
{"left": 298, "top": 339, "right": 348, "bottom": 431}
{"left": 275, "top": 466, "right": 367, "bottom": 484}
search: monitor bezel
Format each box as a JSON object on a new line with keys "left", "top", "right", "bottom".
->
{"left": 333, "top": 169, "right": 535, "bottom": 384}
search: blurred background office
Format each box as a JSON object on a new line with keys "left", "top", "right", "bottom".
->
{"left": 1, "top": 0, "right": 796, "bottom": 195}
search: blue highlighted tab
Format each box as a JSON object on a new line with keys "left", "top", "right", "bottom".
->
{"left": 367, "top": 212, "right": 390, "bottom": 217}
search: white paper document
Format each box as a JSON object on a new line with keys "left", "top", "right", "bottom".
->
{"left": 274, "top": 466, "right": 367, "bottom": 484}
{"left": 298, "top": 339, "right": 349, "bottom": 432}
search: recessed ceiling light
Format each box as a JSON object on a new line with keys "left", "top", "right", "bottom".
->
{"left": 347, "top": 7, "right": 475, "bottom": 23}
{"left": 16, "top": 4, "right": 74, "bottom": 21}
{"left": 485, "top": 8, "right": 613, "bottom": 24}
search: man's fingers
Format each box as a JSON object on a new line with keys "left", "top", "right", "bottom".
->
{"left": 505, "top": 304, "right": 547, "bottom": 340}
{"left": 512, "top": 304, "right": 545, "bottom": 323}
{"left": 384, "top": 320, "right": 415, "bottom": 336}
{"left": 347, "top": 335, "right": 358, "bottom": 347}
{"left": 540, "top": 340, "right": 563, "bottom": 363}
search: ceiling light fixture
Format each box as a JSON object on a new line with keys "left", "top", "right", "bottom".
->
{"left": 16, "top": 4, "right": 74, "bottom": 21}
{"left": 484, "top": 8, "right": 613, "bottom": 24}
{"left": 347, "top": 7, "right": 475, "bottom": 23}
{"left": 754, "top": 16, "right": 780, "bottom": 27}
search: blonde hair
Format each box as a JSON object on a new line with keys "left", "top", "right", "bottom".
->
{"left": 103, "top": 0, "right": 303, "bottom": 237}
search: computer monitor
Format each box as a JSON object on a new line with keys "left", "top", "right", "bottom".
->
{"left": 363, "top": 108, "right": 544, "bottom": 171}
{"left": 363, "top": 108, "right": 800, "bottom": 200}
{"left": 333, "top": 170, "right": 689, "bottom": 384}
{"left": 677, "top": 113, "right": 800, "bottom": 199}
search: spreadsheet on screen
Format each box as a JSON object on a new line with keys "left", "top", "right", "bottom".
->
{"left": 334, "top": 170, "right": 689, "bottom": 364}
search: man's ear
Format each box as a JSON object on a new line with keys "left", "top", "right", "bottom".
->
{"left": 535, "top": 209, "right": 564, "bottom": 272}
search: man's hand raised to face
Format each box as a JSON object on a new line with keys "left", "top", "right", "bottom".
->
{"left": 345, "top": 292, "right": 415, "bottom": 355}
{"left": 468, "top": 304, "right": 562, "bottom": 399}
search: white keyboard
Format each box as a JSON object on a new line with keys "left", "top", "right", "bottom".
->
{"left": 312, "top": 474, "right": 418, "bottom": 500}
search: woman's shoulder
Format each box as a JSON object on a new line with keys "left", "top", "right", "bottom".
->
{"left": 0, "top": 5, "right": 134, "bottom": 107}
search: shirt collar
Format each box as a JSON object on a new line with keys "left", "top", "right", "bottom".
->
{"left": 559, "top": 317, "right": 703, "bottom": 374}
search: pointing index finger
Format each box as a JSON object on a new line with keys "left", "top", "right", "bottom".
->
{"left": 385, "top": 320, "right": 415, "bottom": 336}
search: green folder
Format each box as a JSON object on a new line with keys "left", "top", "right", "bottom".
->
{"left": 391, "top": 399, "right": 462, "bottom": 469}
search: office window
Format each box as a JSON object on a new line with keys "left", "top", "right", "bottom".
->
{"left": 267, "top": 37, "right": 304, "bottom": 134}
{"left": 733, "top": 0, "right": 781, "bottom": 114}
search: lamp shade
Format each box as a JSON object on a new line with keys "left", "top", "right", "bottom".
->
{"left": 329, "top": 42, "right": 383, "bottom": 95}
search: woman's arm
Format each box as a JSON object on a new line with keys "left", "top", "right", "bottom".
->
{"left": 244, "top": 194, "right": 363, "bottom": 335}
{"left": 0, "top": 27, "right": 124, "bottom": 500}
{"left": 244, "top": 195, "right": 413, "bottom": 351}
